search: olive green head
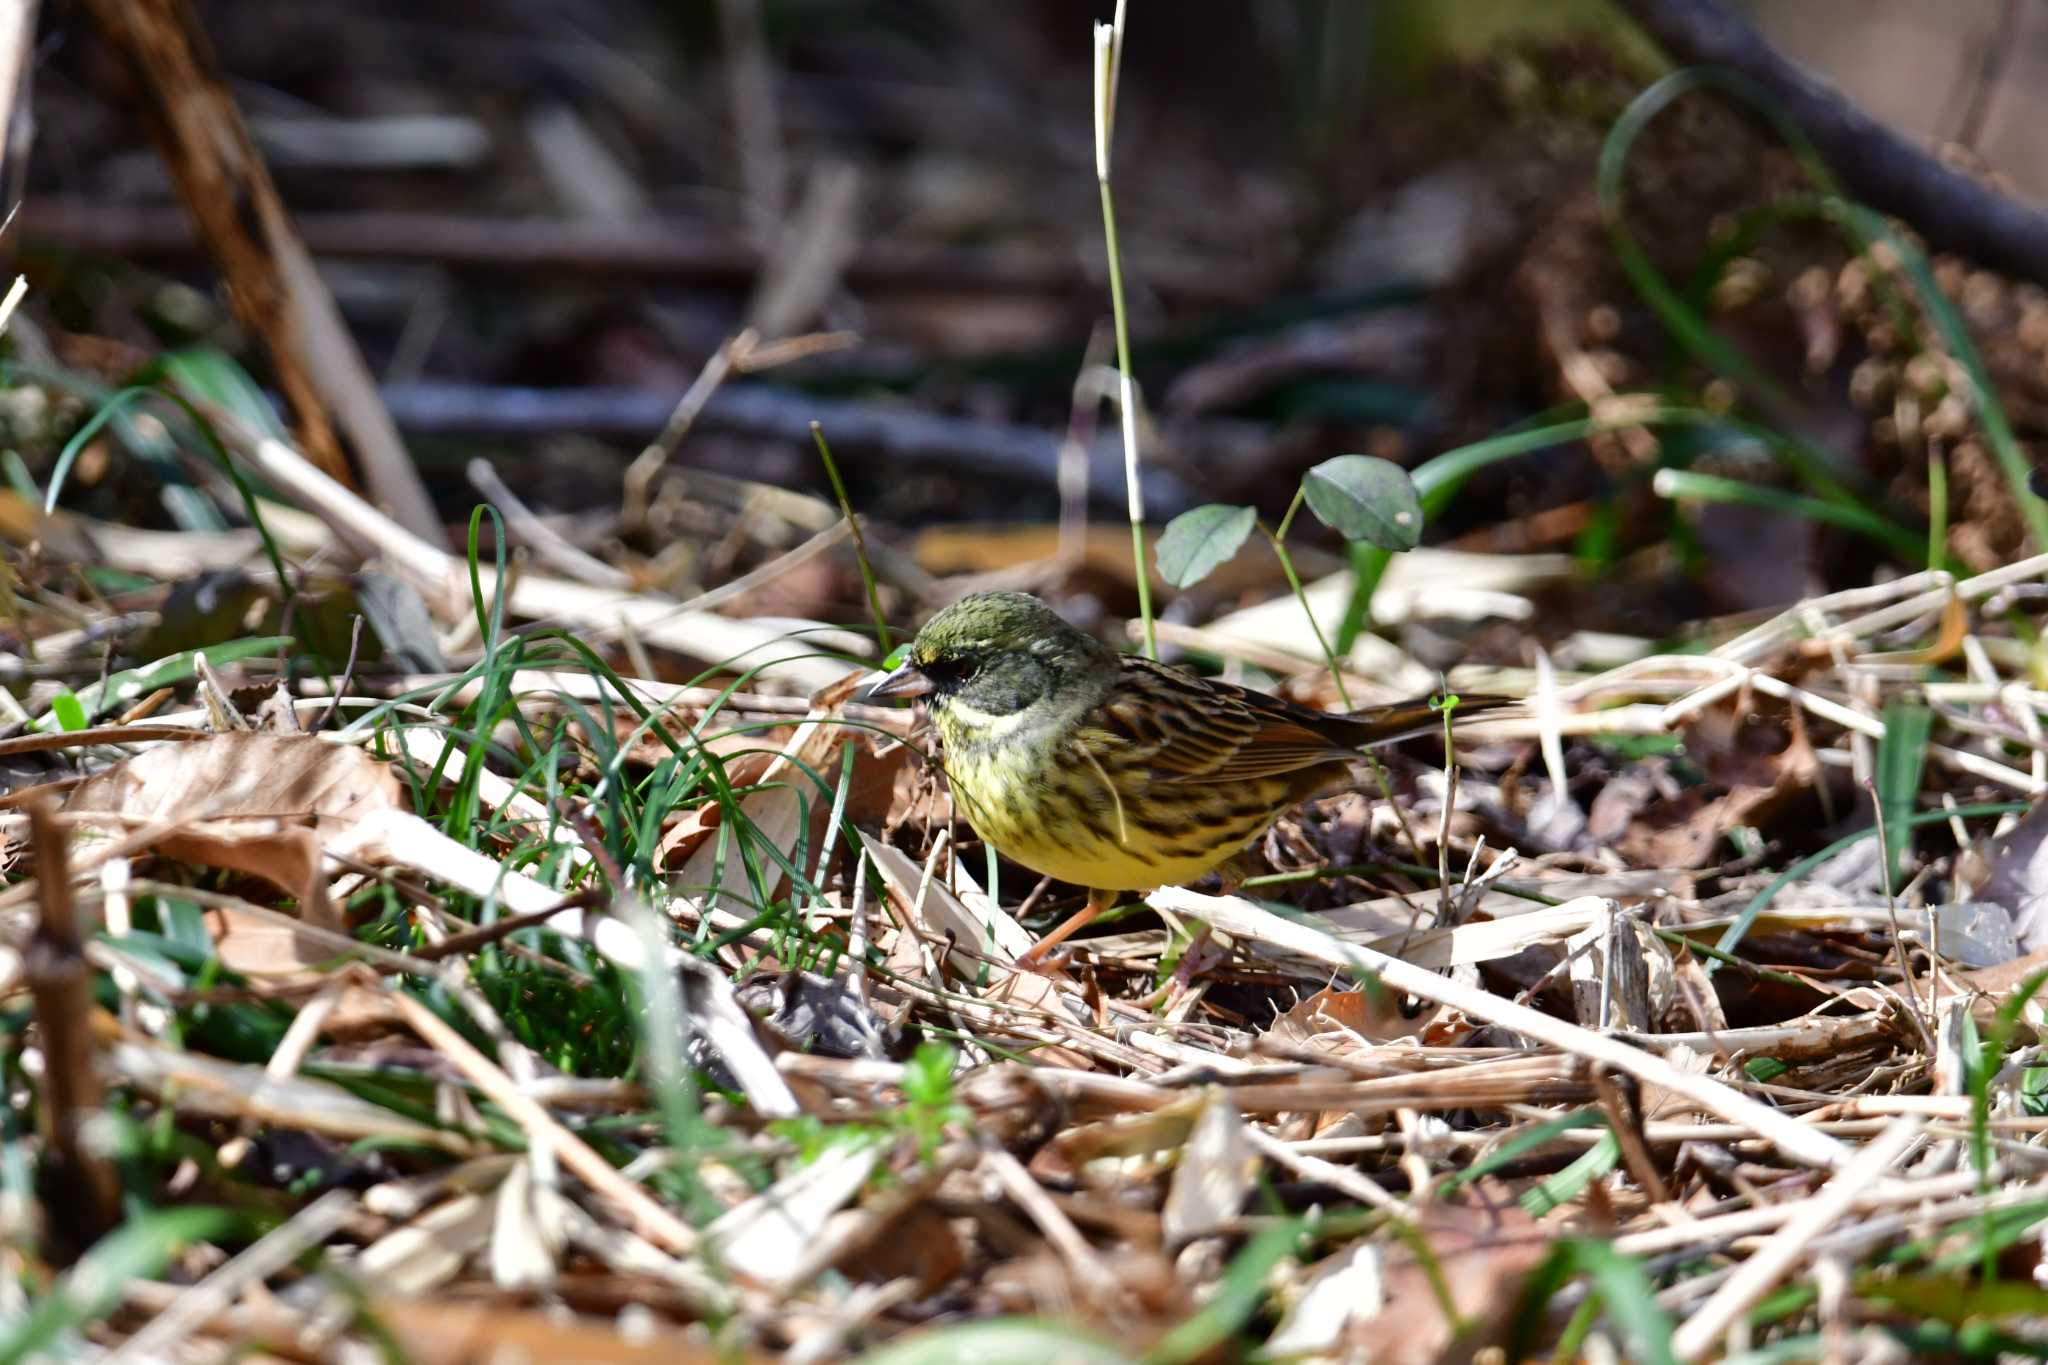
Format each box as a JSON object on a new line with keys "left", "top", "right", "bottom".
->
{"left": 863, "top": 591, "right": 1116, "bottom": 717}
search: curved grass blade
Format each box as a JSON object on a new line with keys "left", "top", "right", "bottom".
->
{"left": 1335, "top": 402, "right": 1921, "bottom": 651}
{"left": 1653, "top": 468, "right": 1925, "bottom": 557}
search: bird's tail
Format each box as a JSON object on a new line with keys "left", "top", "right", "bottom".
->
{"left": 1341, "top": 694, "right": 1518, "bottom": 749}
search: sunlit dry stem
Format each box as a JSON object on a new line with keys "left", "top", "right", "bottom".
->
{"left": 26, "top": 797, "right": 121, "bottom": 1256}
{"left": 1092, "top": 4, "right": 1154, "bottom": 659}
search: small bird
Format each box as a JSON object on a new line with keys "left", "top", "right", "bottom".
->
{"left": 864, "top": 591, "right": 1509, "bottom": 965}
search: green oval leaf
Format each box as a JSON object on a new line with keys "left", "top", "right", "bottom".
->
{"left": 1155, "top": 503, "right": 1256, "bottom": 588}
{"left": 1303, "top": 455, "right": 1422, "bottom": 551}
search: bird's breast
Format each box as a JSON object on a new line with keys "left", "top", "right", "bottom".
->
{"left": 934, "top": 711, "right": 1329, "bottom": 892}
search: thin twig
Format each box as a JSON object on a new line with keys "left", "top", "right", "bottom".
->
{"left": 1614, "top": 0, "right": 2048, "bottom": 289}
{"left": 109, "top": 1190, "right": 355, "bottom": 1363}
{"left": 467, "top": 457, "right": 630, "bottom": 589}
{"left": 622, "top": 329, "right": 756, "bottom": 529}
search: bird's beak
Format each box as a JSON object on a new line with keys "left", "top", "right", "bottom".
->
{"left": 861, "top": 660, "right": 934, "bottom": 701}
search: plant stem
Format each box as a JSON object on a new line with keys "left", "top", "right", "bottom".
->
{"left": 1093, "top": 4, "right": 1153, "bottom": 660}
{"left": 1275, "top": 483, "right": 1305, "bottom": 541}
{"left": 1099, "top": 180, "right": 1153, "bottom": 661}
{"left": 1263, "top": 489, "right": 1350, "bottom": 707}
{"left": 1435, "top": 695, "right": 1459, "bottom": 931}
{"left": 811, "top": 421, "right": 891, "bottom": 656}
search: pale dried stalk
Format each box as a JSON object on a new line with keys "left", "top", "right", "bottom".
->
{"left": 389, "top": 990, "right": 701, "bottom": 1257}
{"left": 1615, "top": 1167, "right": 1992, "bottom": 1259}
{"left": 979, "top": 1144, "right": 1125, "bottom": 1305}
{"left": 223, "top": 417, "right": 851, "bottom": 689}
{"left": 1220, "top": 1057, "right": 1591, "bottom": 1114}
{"left": 1151, "top": 887, "right": 1848, "bottom": 1169}
{"left": 1241, "top": 1123, "right": 1416, "bottom": 1223}
{"left": 623, "top": 329, "right": 757, "bottom": 526}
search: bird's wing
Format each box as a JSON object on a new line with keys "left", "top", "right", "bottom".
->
{"left": 1099, "top": 658, "right": 1355, "bottom": 783}
{"left": 1099, "top": 662, "right": 1515, "bottom": 784}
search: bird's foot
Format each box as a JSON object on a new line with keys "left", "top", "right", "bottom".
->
{"left": 1013, "top": 890, "right": 1115, "bottom": 974}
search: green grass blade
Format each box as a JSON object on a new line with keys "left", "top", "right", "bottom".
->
{"left": 1875, "top": 700, "right": 1932, "bottom": 890}
{"left": 1653, "top": 468, "right": 1925, "bottom": 557}
{"left": 0, "top": 1208, "right": 242, "bottom": 1365}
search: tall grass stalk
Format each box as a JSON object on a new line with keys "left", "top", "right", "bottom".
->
{"left": 1092, "top": 1, "right": 1155, "bottom": 660}
{"left": 811, "top": 421, "right": 891, "bottom": 657}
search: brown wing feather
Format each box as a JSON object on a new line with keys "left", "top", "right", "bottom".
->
{"left": 1099, "top": 657, "right": 1515, "bottom": 785}
{"left": 1097, "top": 658, "right": 1352, "bottom": 783}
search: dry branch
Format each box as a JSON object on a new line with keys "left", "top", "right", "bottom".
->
{"left": 0, "top": 0, "right": 38, "bottom": 203}
{"left": 205, "top": 408, "right": 856, "bottom": 689}
{"left": 378, "top": 379, "right": 1199, "bottom": 516}
{"left": 17, "top": 199, "right": 1258, "bottom": 304}
{"left": 73, "top": 0, "right": 440, "bottom": 541}
{"left": 1615, "top": 0, "right": 2048, "bottom": 289}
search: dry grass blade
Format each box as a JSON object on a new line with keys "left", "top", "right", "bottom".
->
{"left": 1670, "top": 1118, "right": 1926, "bottom": 1362}
{"left": 215, "top": 414, "right": 855, "bottom": 687}
{"left": 387, "top": 990, "right": 702, "bottom": 1257}
{"left": 111, "top": 1038, "right": 474, "bottom": 1153}
{"left": 1160, "top": 1091, "right": 1259, "bottom": 1245}
{"left": 980, "top": 1142, "right": 1129, "bottom": 1309}
{"left": 707, "top": 1144, "right": 880, "bottom": 1290}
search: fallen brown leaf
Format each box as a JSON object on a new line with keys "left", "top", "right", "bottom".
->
{"left": 66, "top": 733, "right": 403, "bottom": 927}
{"left": 1265, "top": 982, "right": 1444, "bottom": 1056}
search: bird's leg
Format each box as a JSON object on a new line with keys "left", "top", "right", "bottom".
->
{"left": 1016, "top": 888, "right": 1115, "bottom": 969}
{"left": 1210, "top": 849, "right": 1254, "bottom": 896}
{"left": 1135, "top": 924, "right": 1223, "bottom": 1010}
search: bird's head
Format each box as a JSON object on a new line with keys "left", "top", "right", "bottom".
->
{"left": 862, "top": 591, "right": 1116, "bottom": 718}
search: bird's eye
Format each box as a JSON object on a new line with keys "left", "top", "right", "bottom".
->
{"left": 921, "top": 657, "right": 973, "bottom": 689}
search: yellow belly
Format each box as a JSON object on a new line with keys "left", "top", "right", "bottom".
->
{"left": 964, "top": 792, "right": 1241, "bottom": 891}
{"left": 938, "top": 721, "right": 1291, "bottom": 892}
